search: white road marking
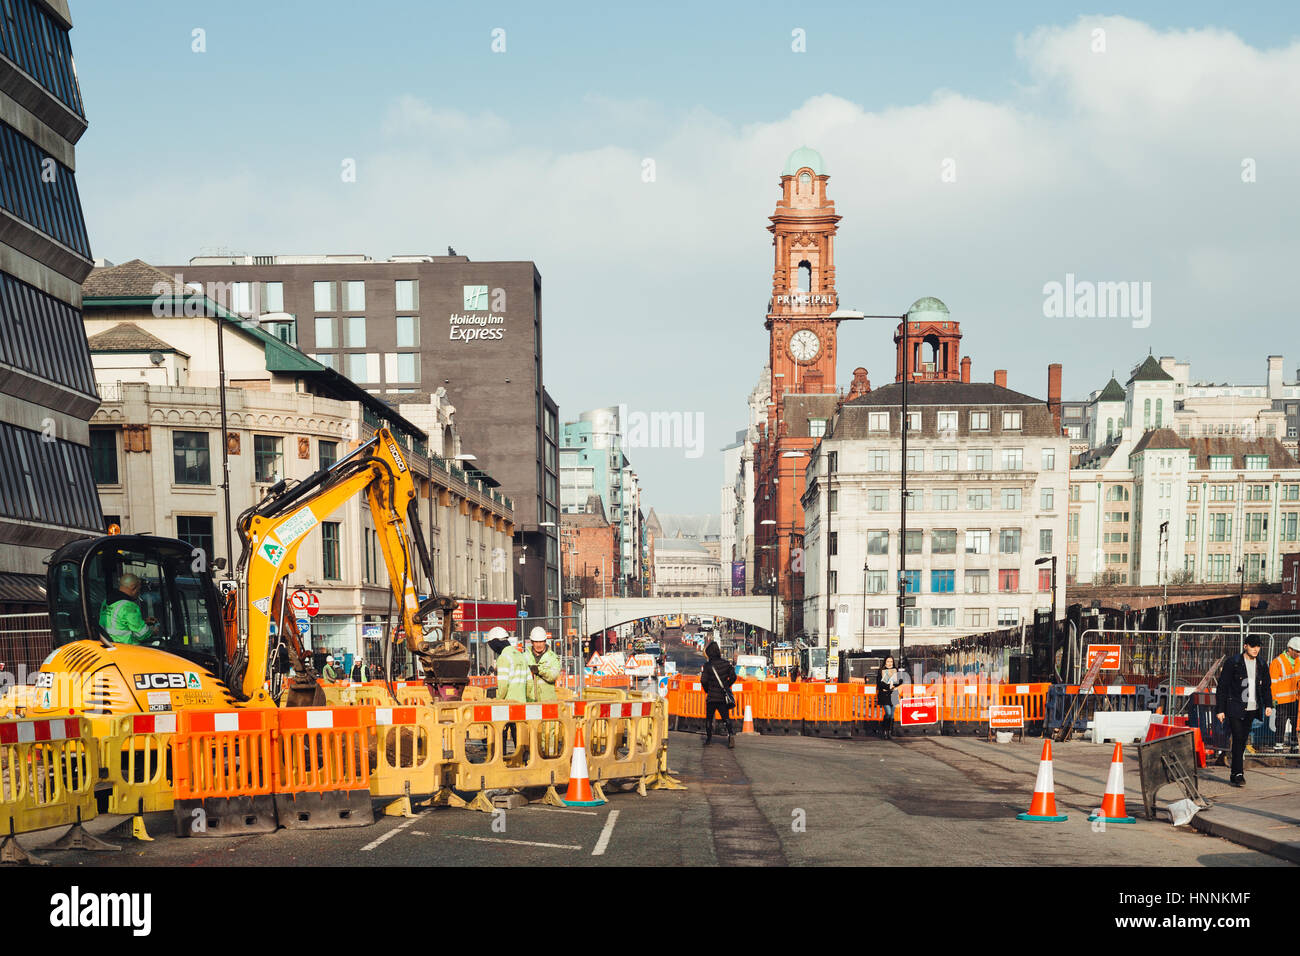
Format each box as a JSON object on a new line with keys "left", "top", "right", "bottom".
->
{"left": 450, "top": 835, "right": 582, "bottom": 850}
{"left": 592, "top": 809, "right": 620, "bottom": 856}
{"left": 361, "top": 815, "right": 419, "bottom": 851}
{"left": 530, "top": 806, "right": 600, "bottom": 816}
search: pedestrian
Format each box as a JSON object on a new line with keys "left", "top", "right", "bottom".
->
{"left": 321, "top": 655, "right": 342, "bottom": 682}
{"left": 524, "top": 626, "right": 561, "bottom": 702}
{"left": 877, "top": 654, "right": 904, "bottom": 739}
{"left": 1268, "top": 636, "right": 1300, "bottom": 751}
{"left": 700, "top": 641, "right": 737, "bottom": 748}
{"left": 1216, "top": 635, "right": 1274, "bottom": 786}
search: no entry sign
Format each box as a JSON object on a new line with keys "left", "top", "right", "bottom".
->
{"left": 900, "top": 696, "right": 938, "bottom": 726}
{"left": 305, "top": 592, "right": 320, "bottom": 617}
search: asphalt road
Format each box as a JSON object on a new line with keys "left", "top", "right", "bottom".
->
{"left": 25, "top": 722, "right": 1288, "bottom": 867}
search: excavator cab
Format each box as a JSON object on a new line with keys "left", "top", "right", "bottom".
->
{"left": 47, "top": 534, "right": 228, "bottom": 679}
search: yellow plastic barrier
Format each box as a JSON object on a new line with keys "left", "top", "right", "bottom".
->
{"left": 445, "top": 702, "right": 574, "bottom": 810}
{"left": 0, "top": 716, "right": 116, "bottom": 862}
{"left": 370, "top": 706, "right": 441, "bottom": 810}
{"left": 103, "top": 713, "right": 176, "bottom": 837}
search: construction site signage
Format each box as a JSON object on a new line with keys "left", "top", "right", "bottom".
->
{"left": 900, "top": 696, "right": 938, "bottom": 725}
{"left": 989, "top": 705, "right": 1024, "bottom": 729}
{"left": 1085, "top": 644, "right": 1121, "bottom": 670}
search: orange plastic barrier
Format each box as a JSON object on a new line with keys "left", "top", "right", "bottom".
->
{"left": 1000, "top": 683, "right": 1050, "bottom": 726}
{"left": 801, "top": 683, "right": 855, "bottom": 737}
{"left": 173, "top": 708, "right": 278, "bottom": 836}
{"left": 272, "top": 705, "right": 375, "bottom": 829}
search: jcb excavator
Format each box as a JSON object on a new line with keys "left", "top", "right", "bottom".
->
{"left": 0, "top": 428, "right": 464, "bottom": 719}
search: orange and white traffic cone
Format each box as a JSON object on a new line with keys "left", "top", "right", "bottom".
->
{"left": 741, "top": 703, "right": 758, "bottom": 735}
{"left": 562, "top": 723, "right": 606, "bottom": 807}
{"left": 1088, "top": 742, "right": 1136, "bottom": 824}
{"left": 1017, "top": 740, "right": 1069, "bottom": 822}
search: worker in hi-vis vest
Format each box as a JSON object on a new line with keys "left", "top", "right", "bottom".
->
{"left": 1269, "top": 636, "right": 1300, "bottom": 750}
{"left": 99, "top": 572, "right": 157, "bottom": 644}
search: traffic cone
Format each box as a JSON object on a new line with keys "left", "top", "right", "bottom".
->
{"left": 741, "top": 703, "right": 758, "bottom": 735}
{"left": 562, "top": 723, "right": 606, "bottom": 807}
{"left": 1088, "top": 742, "right": 1136, "bottom": 824}
{"left": 1016, "top": 740, "right": 1069, "bottom": 822}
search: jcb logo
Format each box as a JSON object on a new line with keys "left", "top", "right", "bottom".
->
{"left": 386, "top": 441, "right": 407, "bottom": 473}
{"left": 133, "top": 673, "right": 187, "bottom": 690}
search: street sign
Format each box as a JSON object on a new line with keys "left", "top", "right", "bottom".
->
{"left": 989, "top": 705, "right": 1024, "bottom": 729}
{"left": 518, "top": 610, "right": 528, "bottom": 618}
{"left": 296, "top": 617, "right": 311, "bottom": 641}
{"left": 305, "top": 593, "right": 320, "bottom": 618}
{"left": 1085, "top": 644, "right": 1121, "bottom": 671}
{"left": 290, "top": 590, "right": 310, "bottom": 613}
{"left": 897, "top": 595, "right": 917, "bottom": 608}
{"left": 899, "top": 696, "right": 938, "bottom": 726}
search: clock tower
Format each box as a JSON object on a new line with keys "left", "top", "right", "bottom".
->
{"left": 766, "top": 146, "right": 841, "bottom": 406}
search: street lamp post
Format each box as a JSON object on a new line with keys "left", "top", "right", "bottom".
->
{"left": 1035, "top": 555, "right": 1058, "bottom": 681}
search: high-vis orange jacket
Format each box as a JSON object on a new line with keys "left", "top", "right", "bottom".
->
{"left": 1270, "top": 652, "right": 1300, "bottom": 705}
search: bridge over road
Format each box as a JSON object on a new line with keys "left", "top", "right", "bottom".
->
{"left": 580, "top": 596, "right": 772, "bottom": 636}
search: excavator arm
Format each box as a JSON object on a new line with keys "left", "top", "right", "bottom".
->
{"left": 230, "top": 428, "right": 462, "bottom": 702}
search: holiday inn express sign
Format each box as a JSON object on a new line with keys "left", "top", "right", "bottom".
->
{"left": 450, "top": 284, "right": 507, "bottom": 342}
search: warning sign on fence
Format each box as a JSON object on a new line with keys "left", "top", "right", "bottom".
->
{"left": 900, "top": 696, "right": 938, "bottom": 726}
{"left": 989, "top": 705, "right": 1024, "bottom": 729}
{"left": 1085, "top": 644, "right": 1121, "bottom": 670}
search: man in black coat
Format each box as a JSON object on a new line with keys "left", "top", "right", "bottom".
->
{"left": 700, "top": 642, "right": 737, "bottom": 748}
{"left": 1216, "top": 635, "right": 1274, "bottom": 786}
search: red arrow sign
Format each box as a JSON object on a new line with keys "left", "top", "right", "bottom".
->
{"left": 900, "top": 696, "right": 939, "bottom": 726}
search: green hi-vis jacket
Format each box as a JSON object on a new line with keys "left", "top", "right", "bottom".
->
{"left": 523, "top": 648, "right": 561, "bottom": 702}
{"left": 99, "top": 596, "right": 152, "bottom": 644}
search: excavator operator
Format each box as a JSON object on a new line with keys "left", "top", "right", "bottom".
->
{"left": 99, "top": 572, "right": 158, "bottom": 645}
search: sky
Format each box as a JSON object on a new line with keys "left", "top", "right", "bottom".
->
{"left": 71, "top": 2, "right": 1300, "bottom": 514}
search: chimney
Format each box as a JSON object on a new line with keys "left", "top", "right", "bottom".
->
{"left": 960, "top": 356, "right": 971, "bottom": 384}
{"left": 993, "top": 369, "right": 1007, "bottom": 389}
{"left": 1048, "top": 363, "right": 1063, "bottom": 434}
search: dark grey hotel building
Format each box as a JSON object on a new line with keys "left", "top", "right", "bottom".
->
{"left": 0, "top": 0, "right": 102, "bottom": 613}
{"left": 167, "top": 253, "right": 561, "bottom": 626}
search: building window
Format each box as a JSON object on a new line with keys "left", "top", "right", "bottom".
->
{"left": 965, "top": 530, "right": 990, "bottom": 554}
{"left": 254, "top": 435, "right": 283, "bottom": 482}
{"left": 1001, "top": 488, "right": 1022, "bottom": 510}
{"left": 827, "top": 452, "right": 837, "bottom": 474}
{"left": 869, "top": 451, "right": 889, "bottom": 472}
{"left": 1002, "top": 411, "right": 1022, "bottom": 430}
{"left": 344, "top": 280, "right": 366, "bottom": 311}
{"left": 396, "top": 315, "right": 420, "bottom": 348}
{"left": 343, "top": 315, "right": 365, "bottom": 348}
{"left": 176, "top": 515, "right": 214, "bottom": 565}
{"left": 999, "top": 529, "right": 1021, "bottom": 554}
{"left": 1144, "top": 398, "right": 1151, "bottom": 428}
{"left": 1039, "top": 528, "right": 1053, "bottom": 553}
{"left": 868, "top": 412, "right": 889, "bottom": 431}
{"left": 315, "top": 316, "right": 336, "bottom": 348}
{"left": 1208, "top": 513, "right": 1232, "bottom": 542}
{"left": 970, "top": 411, "right": 990, "bottom": 431}
{"left": 1210, "top": 484, "right": 1234, "bottom": 502}
{"left": 1038, "top": 567, "right": 1052, "bottom": 591}
{"left": 905, "top": 530, "right": 922, "bottom": 554}
{"left": 964, "top": 608, "right": 989, "bottom": 628}
{"left": 322, "top": 521, "right": 341, "bottom": 580}
{"left": 347, "top": 353, "right": 381, "bottom": 383}
{"left": 1279, "top": 512, "right": 1298, "bottom": 541}
{"left": 931, "top": 569, "right": 955, "bottom": 593}
{"left": 967, "top": 489, "right": 992, "bottom": 510}
{"left": 1105, "top": 485, "right": 1130, "bottom": 502}
{"left": 319, "top": 440, "right": 338, "bottom": 471}
{"left": 931, "top": 529, "right": 957, "bottom": 554}
{"left": 828, "top": 571, "right": 837, "bottom": 594}
{"left": 313, "top": 281, "right": 335, "bottom": 311}
{"left": 1068, "top": 513, "right": 1078, "bottom": 541}
{"left": 869, "top": 489, "right": 889, "bottom": 511}
{"left": 934, "top": 489, "right": 957, "bottom": 510}
{"left": 809, "top": 419, "right": 827, "bottom": 438}
{"left": 828, "top": 532, "right": 838, "bottom": 556}
{"left": 1069, "top": 483, "right": 1080, "bottom": 502}
{"left": 1207, "top": 553, "right": 1230, "bottom": 583}
{"left": 1244, "top": 513, "right": 1267, "bottom": 542}
{"left": 1186, "top": 513, "right": 1197, "bottom": 541}
{"left": 1104, "top": 511, "right": 1130, "bottom": 523}
{"left": 1155, "top": 398, "right": 1163, "bottom": 428}
{"left": 930, "top": 608, "right": 955, "bottom": 627}
{"left": 965, "top": 570, "right": 989, "bottom": 593}
{"left": 967, "top": 449, "right": 992, "bottom": 470}
{"left": 998, "top": 607, "right": 1020, "bottom": 627}
{"left": 1244, "top": 456, "right": 1269, "bottom": 471}
{"left": 907, "top": 412, "right": 921, "bottom": 431}
{"left": 937, "top": 411, "right": 958, "bottom": 434}
{"left": 905, "top": 489, "right": 921, "bottom": 511}
{"left": 173, "top": 431, "right": 211, "bottom": 485}
{"left": 934, "top": 449, "right": 957, "bottom": 471}
{"left": 902, "top": 570, "right": 920, "bottom": 593}
{"left": 1001, "top": 448, "right": 1023, "bottom": 471}
{"left": 1210, "top": 456, "right": 1232, "bottom": 471}
{"left": 1042, "top": 448, "right": 1056, "bottom": 470}
{"left": 866, "top": 570, "right": 887, "bottom": 593}
{"left": 395, "top": 279, "right": 419, "bottom": 311}
{"left": 868, "top": 609, "right": 888, "bottom": 627}
{"left": 904, "top": 608, "right": 921, "bottom": 628}
{"left": 263, "top": 281, "right": 284, "bottom": 313}
{"left": 90, "top": 428, "right": 118, "bottom": 484}
{"left": 998, "top": 569, "right": 1019, "bottom": 592}
{"left": 828, "top": 490, "right": 838, "bottom": 513}
{"left": 867, "top": 531, "right": 889, "bottom": 555}
{"left": 385, "top": 352, "right": 419, "bottom": 383}
{"left": 1245, "top": 484, "right": 1269, "bottom": 501}
{"left": 1067, "top": 554, "right": 1078, "bottom": 577}
{"left": 1040, "top": 487, "right": 1054, "bottom": 510}
{"left": 1283, "top": 484, "right": 1299, "bottom": 501}
{"left": 906, "top": 449, "right": 924, "bottom": 472}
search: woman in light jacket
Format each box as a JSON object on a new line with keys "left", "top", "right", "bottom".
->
{"left": 876, "top": 655, "right": 904, "bottom": 739}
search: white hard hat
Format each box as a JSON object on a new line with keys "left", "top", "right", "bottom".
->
{"left": 486, "top": 626, "right": 510, "bottom": 641}
{"left": 326, "top": 655, "right": 334, "bottom": 663}
{"left": 1289, "top": 637, "right": 1300, "bottom": 653}
{"left": 529, "top": 626, "right": 549, "bottom": 642}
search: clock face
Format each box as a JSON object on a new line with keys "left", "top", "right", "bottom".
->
{"left": 789, "top": 329, "right": 821, "bottom": 362}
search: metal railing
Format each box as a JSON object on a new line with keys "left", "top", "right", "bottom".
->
{"left": 0, "top": 612, "right": 53, "bottom": 679}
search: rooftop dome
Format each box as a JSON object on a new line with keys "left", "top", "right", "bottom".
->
{"left": 907, "top": 296, "right": 949, "bottom": 317}
{"left": 784, "top": 146, "right": 826, "bottom": 176}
